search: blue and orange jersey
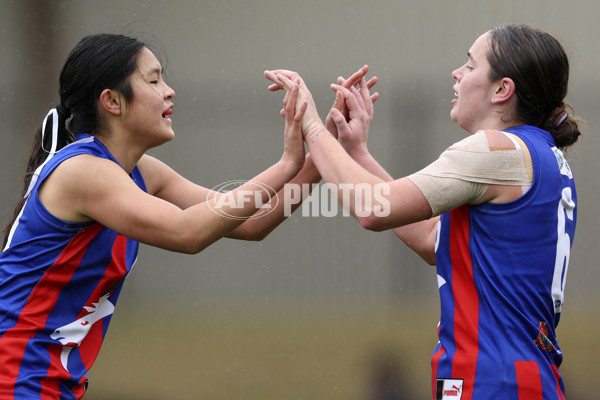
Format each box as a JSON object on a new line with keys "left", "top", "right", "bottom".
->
{"left": 432, "top": 125, "right": 576, "bottom": 400}
{"left": 0, "top": 134, "right": 145, "bottom": 399}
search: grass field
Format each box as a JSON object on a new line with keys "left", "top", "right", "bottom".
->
{"left": 85, "top": 303, "right": 597, "bottom": 399}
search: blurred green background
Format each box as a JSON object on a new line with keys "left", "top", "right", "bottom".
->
{"left": 1, "top": 0, "right": 599, "bottom": 398}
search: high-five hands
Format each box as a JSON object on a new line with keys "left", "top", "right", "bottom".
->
{"left": 264, "top": 69, "right": 325, "bottom": 140}
{"left": 280, "top": 82, "right": 308, "bottom": 170}
{"left": 325, "top": 65, "right": 379, "bottom": 140}
{"left": 265, "top": 66, "right": 379, "bottom": 150}
{"left": 329, "top": 69, "right": 378, "bottom": 158}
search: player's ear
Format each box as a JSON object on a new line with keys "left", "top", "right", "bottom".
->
{"left": 98, "top": 89, "right": 122, "bottom": 116}
{"left": 491, "top": 77, "right": 515, "bottom": 104}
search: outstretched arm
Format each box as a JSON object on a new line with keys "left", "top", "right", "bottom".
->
{"left": 222, "top": 82, "right": 317, "bottom": 240}
{"left": 41, "top": 84, "right": 307, "bottom": 254}
{"left": 264, "top": 71, "right": 433, "bottom": 230}
{"left": 228, "top": 66, "right": 378, "bottom": 239}
{"left": 224, "top": 66, "right": 380, "bottom": 240}
{"left": 265, "top": 69, "right": 437, "bottom": 263}
{"left": 328, "top": 76, "right": 438, "bottom": 265}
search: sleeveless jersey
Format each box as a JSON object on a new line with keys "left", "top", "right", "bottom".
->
{"left": 432, "top": 125, "right": 576, "bottom": 400}
{"left": 0, "top": 133, "right": 145, "bottom": 399}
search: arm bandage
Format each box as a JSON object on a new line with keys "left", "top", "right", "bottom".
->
{"left": 407, "top": 130, "right": 532, "bottom": 216}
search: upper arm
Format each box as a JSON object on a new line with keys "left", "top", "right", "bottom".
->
{"left": 392, "top": 216, "right": 439, "bottom": 266}
{"left": 358, "top": 177, "right": 433, "bottom": 232}
{"left": 137, "top": 154, "right": 214, "bottom": 209}
{"left": 388, "top": 130, "right": 530, "bottom": 264}
{"left": 360, "top": 177, "right": 438, "bottom": 265}
{"left": 408, "top": 130, "right": 532, "bottom": 212}
{"left": 39, "top": 155, "right": 209, "bottom": 252}
{"left": 346, "top": 151, "right": 439, "bottom": 264}
{"left": 385, "top": 178, "right": 438, "bottom": 265}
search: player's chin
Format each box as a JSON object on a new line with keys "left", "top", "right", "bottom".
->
{"left": 163, "top": 130, "right": 175, "bottom": 143}
{"left": 449, "top": 108, "right": 459, "bottom": 124}
{"left": 151, "top": 131, "right": 176, "bottom": 149}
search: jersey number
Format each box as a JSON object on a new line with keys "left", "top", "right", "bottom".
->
{"left": 552, "top": 187, "right": 575, "bottom": 314}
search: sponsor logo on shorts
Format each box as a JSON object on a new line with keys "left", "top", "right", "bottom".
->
{"left": 436, "top": 379, "right": 463, "bottom": 400}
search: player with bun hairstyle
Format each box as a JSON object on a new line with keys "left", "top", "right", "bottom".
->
{"left": 487, "top": 24, "right": 580, "bottom": 148}
{"left": 266, "top": 23, "right": 581, "bottom": 399}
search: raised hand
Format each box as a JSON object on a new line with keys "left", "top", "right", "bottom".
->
{"left": 280, "top": 82, "right": 307, "bottom": 170}
{"left": 265, "top": 69, "right": 324, "bottom": 140}
{"left": 329, "top": 74, "right": 377, "bottom": 158}
{"left": 325, "top": 65, "right": 379, "bottom": 139}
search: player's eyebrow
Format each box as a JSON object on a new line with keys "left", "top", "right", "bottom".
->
{"left": 144, "top": 67, "right": 162, "bottom": 77}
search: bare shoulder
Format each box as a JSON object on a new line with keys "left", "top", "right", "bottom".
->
{"left": 53, "top": 154, "right": 131, "bottom": 189}
{"left": 39, "top": 154, "right": 138, "bottom": 222}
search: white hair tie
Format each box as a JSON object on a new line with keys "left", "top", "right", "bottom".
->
{"left": 24, "top": 108, "right": 60, "bottom": 198}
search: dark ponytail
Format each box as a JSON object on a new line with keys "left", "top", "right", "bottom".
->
{"left": 487, "top": 24, "right": 582, "bottom": 149}
{"left": 3, "top": 34, "right": 146, "bottom": 248}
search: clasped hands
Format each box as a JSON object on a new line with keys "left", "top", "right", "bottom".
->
{"left": 264, "top": 65, "right": 379, "bottom": 157}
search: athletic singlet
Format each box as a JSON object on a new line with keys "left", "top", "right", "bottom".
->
{"left": 432, "top": 125, "right": 576, "bottom": 400}
{"left": 0, "top": 133, "right": 145, "bottom": 399}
